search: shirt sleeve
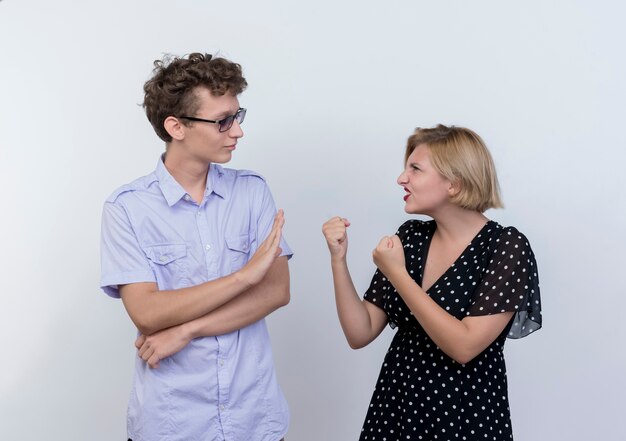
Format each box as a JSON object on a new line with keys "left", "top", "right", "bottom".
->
{"left": 363, "top": 220, "right": 417, "bottom": 328}
{"left": 252, "top": 179, "right": 293, "bottom": 260}
{"left": 100, "top": 200, "right": 156, "bottom": 298}
{"left": 467, "top": 226, "right": 542, "bottom": 339}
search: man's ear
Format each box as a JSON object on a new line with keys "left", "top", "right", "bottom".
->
{"left": 164, "top": 116, "right": 186, "bottom": 141}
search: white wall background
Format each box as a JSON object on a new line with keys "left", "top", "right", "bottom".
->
{"left": 1, "top": 1, "right": 625, "bottom": 439}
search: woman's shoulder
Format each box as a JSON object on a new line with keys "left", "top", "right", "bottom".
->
{"left": 396, "top": 218, "right": 435, "bottom": 240}
{"left": 488, "top": 222, "right": 535, "bottom": 254}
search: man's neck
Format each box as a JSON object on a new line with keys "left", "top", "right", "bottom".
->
{"left": 163, "top": 148, "right": 210, "bottom": 204}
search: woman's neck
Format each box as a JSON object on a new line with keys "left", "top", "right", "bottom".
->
{"left": 430, "top": 207, "right": 489, "bottom": 245}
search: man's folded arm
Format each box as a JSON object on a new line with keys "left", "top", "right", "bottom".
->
{"left": 183, "top": 256, "right": 290, "bottom": 338}
{"left": 120, "top": 271, "right": 250, "bottom": 335}
{"left": 133, "top": 257, "right": 290, "bottom": 369}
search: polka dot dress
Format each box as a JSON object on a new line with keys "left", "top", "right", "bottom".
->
{"left": 361, "top": 220, "right": 542, "bottom": 441}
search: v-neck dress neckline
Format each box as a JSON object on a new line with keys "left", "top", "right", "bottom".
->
{"left": 419, "top": 220, "right": 495, "bottom": 294}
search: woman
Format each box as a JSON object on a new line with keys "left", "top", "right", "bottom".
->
{"left": 322, "top": 125, "right": 541, "bottom": 440}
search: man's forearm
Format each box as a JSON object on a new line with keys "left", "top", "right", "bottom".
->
{"left": 134, "top": 257, "right": 290, "bottom": 368}
{"left": 121, "top": 213, "right": 285, "bottom": 335}
{"left": 121, "top": 272, "right": 251, "bottom": 335}
{"left": 184, "top": 257, "right": 290, "bottom": 338}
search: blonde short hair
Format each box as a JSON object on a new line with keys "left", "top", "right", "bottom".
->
{"left": 405, "top": 125, "right": 503, "bottom": 212}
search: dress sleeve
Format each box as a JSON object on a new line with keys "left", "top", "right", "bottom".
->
{"left": 363, "top": 220, "right": 417, "bottom": 328}
{"left": 467, "top": 226, "right": 542, "bottom": 339}
{"left": 362, "top": 268, "right": 392, "bottom": 310}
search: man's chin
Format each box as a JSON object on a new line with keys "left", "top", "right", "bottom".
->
{"left": 209, "top": 152, "right": 233, "bottom": 164}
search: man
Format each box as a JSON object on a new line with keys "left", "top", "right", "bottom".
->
{"left": 100, "top": 53, "right": 291, "bottom": 441}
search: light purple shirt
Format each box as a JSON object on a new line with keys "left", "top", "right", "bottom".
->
{"left": 100, "top": 157, "right": 292, "bottom": 441}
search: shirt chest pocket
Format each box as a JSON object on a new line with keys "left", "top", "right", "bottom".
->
{"left": 144, "top": 243, "right": 189, "bottom": 289}
{"left": 225, "top": 234, "right": 251, "bottom": 272}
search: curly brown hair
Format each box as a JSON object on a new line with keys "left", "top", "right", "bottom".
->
{"left": 143, "top": 53, "right": 248, "bottom": 142}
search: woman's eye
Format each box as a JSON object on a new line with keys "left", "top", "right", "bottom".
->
{"left": 411, "top": 165, "right": 420, "bottom": 171}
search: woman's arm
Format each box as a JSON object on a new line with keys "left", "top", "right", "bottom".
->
{"left": 323, "top": 217, "right": 388, "bottom": 349}
{"left": 374, "top": 235, "right": 513, "bottom": 364}
{"left": 330, "top": 257, "right": 388, "bottom": 349}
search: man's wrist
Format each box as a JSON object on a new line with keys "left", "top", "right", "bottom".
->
{"left": 233, "top": 267, "right": 254, "bottom": 290}
{"left": 180, "top": 320, "right": 198, "bottom": 340}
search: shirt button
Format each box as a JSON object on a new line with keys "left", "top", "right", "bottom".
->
{"left": 184, "top": 195, "right": 191, "bottom": 201}
{"left": 219, "top": 360, "right": 224, "bottom": 366}
{"left": 205, "top": 244, "right": 211, "bottom": 251}
{"left": 197, "top": 212, "right": 201, "bottom": 216}
{"left": 160, "top": 256, "right": 168, "bottom": 262}
{"left": 219, "top": 405, "right": 225, "bottom": 411}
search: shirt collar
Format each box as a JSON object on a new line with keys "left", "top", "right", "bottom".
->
{"left": 209, "top": 163, "right": 228, "bottom": 199}
{"left": 155, "top": 156, "right": 228, "bottom": 206}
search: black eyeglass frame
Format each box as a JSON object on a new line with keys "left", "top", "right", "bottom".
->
{"left": 179, "top": 108, "right": 246, "bottom": 132}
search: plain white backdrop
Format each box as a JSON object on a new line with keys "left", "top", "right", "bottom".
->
{"left": 1, "top": 1, "right": 625, "bottom": 439}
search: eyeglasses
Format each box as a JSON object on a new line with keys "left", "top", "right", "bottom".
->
{"left": 179, "top": 108, "right": 246, "bottom": 132}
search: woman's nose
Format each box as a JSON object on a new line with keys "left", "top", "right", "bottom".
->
{"left": 397, "top": 171, "right": 408, "bottom": 185}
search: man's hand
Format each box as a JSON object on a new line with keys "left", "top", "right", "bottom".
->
{"left": 372, "top": 235, "right": 407, "bottom": 282}
{"left": 135, "top": 324, "right": 192, "bottom": 369}
{"left": 236, "top": 210, "right": 284, "bottom": 288}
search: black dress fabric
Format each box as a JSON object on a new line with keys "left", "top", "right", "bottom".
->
{"left": 361, "top": 219, "right": 541, "bottom": 441}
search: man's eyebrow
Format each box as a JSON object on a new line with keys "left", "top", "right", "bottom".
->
{"left": 212, "top": 108, "right": 240, "bottom": 119}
